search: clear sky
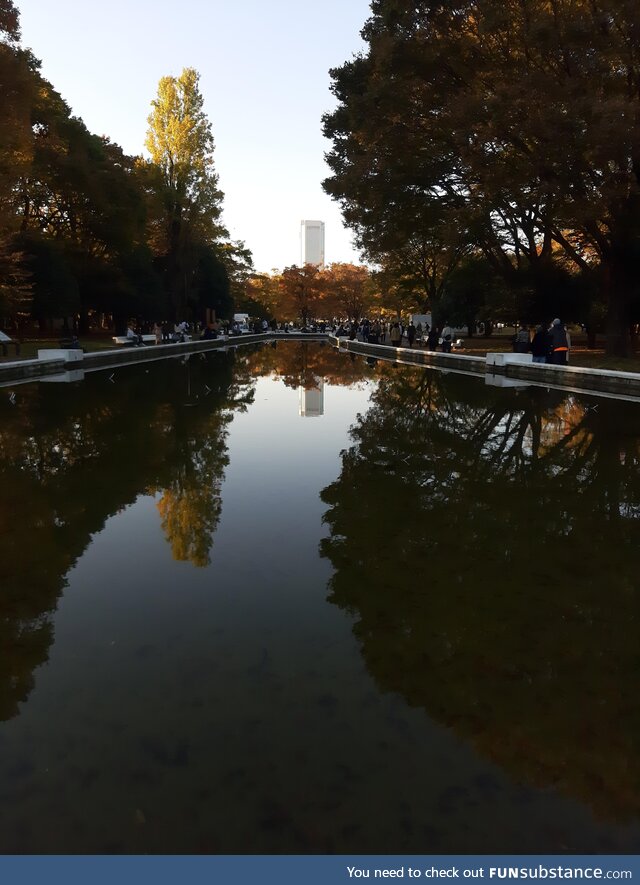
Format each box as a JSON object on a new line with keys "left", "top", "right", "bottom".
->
{"left": 14, "top": 0, "right": 372, "bottom": 273}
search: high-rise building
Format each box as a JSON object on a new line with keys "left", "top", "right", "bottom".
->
{"left": 300, "top": 220, "right": 325, "bottom": 267}
{"left": 298, "top": 378, "right": 324, "bottom": 417}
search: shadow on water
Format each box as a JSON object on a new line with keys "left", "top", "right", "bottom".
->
{"left": 320, "top": 366, "right": 640, "bottom": 826}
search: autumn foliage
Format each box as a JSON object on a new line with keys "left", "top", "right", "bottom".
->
{"left": 246, "top": 262, "right": 379, "bottom": 323}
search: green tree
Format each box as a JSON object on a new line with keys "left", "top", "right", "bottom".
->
{"left": 219, "top": 239, "right": 254, "bottom": 308}
{"left": 8, "top": 58, "right": 159, "bottom": 327}
{"left": 192, "top": 242, "right": 233, "bottom": 322}
{"left": 439, "top": 254, "right": 512, "bottom": 334}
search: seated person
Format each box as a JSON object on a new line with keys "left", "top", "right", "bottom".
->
{"left": 201, "top": 324, "right": 217, "bottom": 340}
{"left": 126, "top": 326, "right": 143, "bottom": 346}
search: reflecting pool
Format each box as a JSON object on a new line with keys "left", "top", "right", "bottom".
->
{"left": 0, "top": 342, "right": 639, "bottom": 853}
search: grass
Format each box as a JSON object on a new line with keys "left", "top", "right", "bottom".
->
{"left": 458, "top": 331, "right": 640, "bottom": 374}
{"left": 0, "top": 336, "right": 117, "bottom": 363}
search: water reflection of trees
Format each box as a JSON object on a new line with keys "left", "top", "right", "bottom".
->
{"left": 320, "top": 368, "right": 640, "bottom": 821}
{"left": 0, "top": 351, "right": 254, "bottom": 720}
{"left": 241, "top": 340, "right": 376, "bottom": 389}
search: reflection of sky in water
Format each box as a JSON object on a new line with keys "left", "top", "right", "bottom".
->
{"left": 0, "top": 354, "right": 639, "bottom": 853}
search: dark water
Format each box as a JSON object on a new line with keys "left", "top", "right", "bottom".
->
{"left": 0, "top": 342, "right": 639, "bottom": 853}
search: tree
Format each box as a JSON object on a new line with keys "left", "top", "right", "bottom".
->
{"left": 322, "top": 262, "right": 372, "bottom": 322}
{"left": 439, "top": 254, "right": 512, "bottom": 334}
{"left": 191, "top": 242, "right": 233, "bottom": 322}
{"left": 0, "top": 1, "right": 33, "bottom": 323}
{"left": 323, "top": 0, "right": 640, "bottom": 355}
{"left": 277, "top": 264, "right": 324, "bottom": 324}
{"left": 0, "top": 0, "right": 31, "bottom": 221}
{"left": 145, "top": 68, "right": 227, "bottom": 320}
{"left": 7, "top": 57, "right": 160, "bottom": 328}
{"left": 15, "top": 231, "right": 78, "bottom": 327}
{"left": 244, "top": 271, "right": 282, "bottom": 320}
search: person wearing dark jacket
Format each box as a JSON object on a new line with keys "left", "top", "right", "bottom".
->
{"left": 549, "top": 318, "right": 569, "bottom": 365}
{"left": 513, "top": 324, "right": 531, "bottom": 353}
{"left": 426, "top": 327, "right": 440, "bottom": 351}
{"left": 530, "top": 324, "right": 551, "bottom": 363}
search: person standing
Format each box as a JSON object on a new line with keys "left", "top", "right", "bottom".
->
{"left": 549, "top": 318, "right": 569, "bottom": 365}
{"left": 513, "top": 324, "right": 530, "bottom": 353}
{"left": 426, "top": 326, "right": 439, "bottom": 352}
{"left": 407, "top": 322, "right": 417, "bottom": 348}
{"left": 441, "top": 322, "right": 453, "bottom": 353}
{"left": 390, "top": 322, "right": 402, "bottom": 346}
{"left": 530, "top": 323, "right": 551, "bottom": 363}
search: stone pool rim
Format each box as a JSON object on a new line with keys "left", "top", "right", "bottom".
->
{"left": 1, "top": 331, "right": 640, "bottom": 401}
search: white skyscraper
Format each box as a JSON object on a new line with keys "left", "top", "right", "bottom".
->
{"left": 300, "top": 220, "right": 325, "bottom": 267}
{"left": 298, "top": 378, "right": 325, "bottom": 417}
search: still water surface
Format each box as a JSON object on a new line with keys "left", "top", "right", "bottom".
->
{"left": 0, "top": 342, "right": 638, "bottom": 852}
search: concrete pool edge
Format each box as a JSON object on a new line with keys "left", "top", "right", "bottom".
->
{"left": 331, "top": 336, "right": 640, "bottom": 400}
{"left": 0, "top": 333, "right": 329, "bottom": 385}
{"left": 3, "top": 332, "right": 640, "bottom": 401}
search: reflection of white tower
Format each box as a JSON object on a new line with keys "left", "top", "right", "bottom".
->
{"left": 300, "top": 220, "right": 325, "bottom": 267}
{"left": 299, "top": 378, "right": 324, "bottom": 417}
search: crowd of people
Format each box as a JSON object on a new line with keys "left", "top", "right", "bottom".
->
{"left": 122, "top": 316, "right": 573, "bottom": 366}
{"left": 512, "top": 318, "right": 571, "bottom": 365}
{"left": 332, "top": 318, "right": 456, "bottom": 353}
{"left": 331, "top": 316, "right": 574, "bottom": 365}
{"left": 124, "top": 318, "right": 261, "bottom": 346}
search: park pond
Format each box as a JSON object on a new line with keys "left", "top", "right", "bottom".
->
{"left": 0, "top": 340, "right": 638, "bottom": 853}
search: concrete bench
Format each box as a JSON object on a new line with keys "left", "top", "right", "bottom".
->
{"left": 486, "top": 352, "right": 533, "bottom": 367}
{"left": 113, "top": 334, "right": 194, "bottom": 346}
{"left": 112, "top": 334, "right": 157, "bottom": 346}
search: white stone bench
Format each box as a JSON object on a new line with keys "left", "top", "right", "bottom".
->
{"left": 486, "top": 352, "right": 533, "bottom": 367}
{"left": 112, "top": 334, "right": 158, "bottom": 346}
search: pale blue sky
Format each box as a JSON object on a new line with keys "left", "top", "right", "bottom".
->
{"left": 15, "top": 0, "right": 372, "bottom": 272}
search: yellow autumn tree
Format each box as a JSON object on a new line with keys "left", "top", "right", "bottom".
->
{"left": 145, "top": 67, "right": 227, "bottom": 319}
